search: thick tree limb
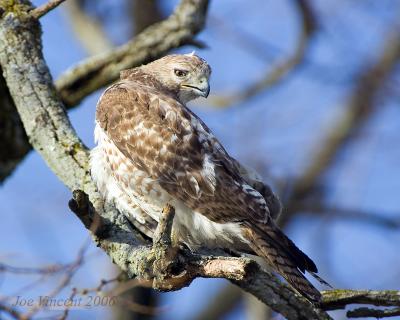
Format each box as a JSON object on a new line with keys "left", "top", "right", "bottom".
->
{"left": 55, "top": 0, "right": 210, "bottom": 108}
{"left": 0, "top": 2, "right": 332, "bottom": 320}
{"left": 0, "top": 0, "right": 209, "bottom": 183}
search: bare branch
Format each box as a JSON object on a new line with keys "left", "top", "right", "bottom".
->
{"left": 30, "top": 0, "right": 67, "bottom": 19}
{"left": 64, "top": 0, "right": 113, "bottom": 55}
{"left": 347, "top": 307, "right": 400, "bottom": 318}
{"left": 279, "top": 30, "right": 400, "bottom": 226}
{"left": 321, "top": 289, "right": 400, "bottom": 318}
{"left": 208, "top": 0, "right": 317, "bottom": 107}
{"left": 299, "top": 205, "right": 400, "bottom": 229}
{"left": 131, "top": 0, "right": 164, "bottom": 35}
{"left": 0, "top": 2, "right": 332, "bottom": 319}
{"left": 0, "top": 302, "right": 24, "bottom": 320}
{"left": 321, "top": 289, "right": 400, "bottom": 310}
{"left": 56, "top": 0, "right": 210, "bottom": 108}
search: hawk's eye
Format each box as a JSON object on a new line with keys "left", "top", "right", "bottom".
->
{"left": 174, "top": 69, "right": 188, "bottom": 77}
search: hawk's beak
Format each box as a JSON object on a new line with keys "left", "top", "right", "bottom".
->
{"left": 198, "top": 83, "right": 210, "bottom": 98}
{"left": 182, "top": 78, "right": 210, "bottom": 98}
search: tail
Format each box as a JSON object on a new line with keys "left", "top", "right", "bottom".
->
{"left": 243, "top": 223, "right": 323, "bottom": 302}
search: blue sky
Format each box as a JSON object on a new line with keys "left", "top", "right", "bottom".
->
{"left": 1, "top": 1, "right": 400, "bottom": 319}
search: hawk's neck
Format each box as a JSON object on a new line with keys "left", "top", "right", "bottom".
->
{"left": 120, "top": 68, "right": 165, "bottom": 89}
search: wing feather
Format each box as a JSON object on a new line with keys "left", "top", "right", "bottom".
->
{"left": 96, "top": 80, "right": 276, "bottom": 224}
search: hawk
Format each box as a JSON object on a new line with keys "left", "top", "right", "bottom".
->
{"left": 90, "top": 53, "right": 323, "bottom": 302}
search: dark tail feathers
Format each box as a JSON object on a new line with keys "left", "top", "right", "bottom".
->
{"left": 244, "top": 223, "right": 327, "bottom": 302}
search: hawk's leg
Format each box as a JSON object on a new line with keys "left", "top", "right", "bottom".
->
{"left": 150, "top": 204, "right": 189, "bottom": 290}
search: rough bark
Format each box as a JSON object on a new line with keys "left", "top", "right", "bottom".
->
{"left": 0, "top": 0, "right": 209, "bottom": 183}
{"left": 0, "top": 1, "right": 332, "bottom": 319}
{"left": 1, "top": 2, "right": 398, "bottom": 319}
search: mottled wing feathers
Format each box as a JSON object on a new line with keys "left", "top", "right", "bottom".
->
{"left": 96, "top": 79, "right": 271, "bottom": 225}
{"left": 243, "top": 224, "right": 321, "bottom": 302}
{"left": 233, "top": 160, "right": 282, "bottom": 219}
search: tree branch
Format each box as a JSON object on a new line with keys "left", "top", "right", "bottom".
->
{"left": 55, "top": 0, "right": 210, "bottom": 108}
{"left": 64, "top": 0, "right": 114, "bottom": 55}
{"left": 321, "top": 289, "right": 400, "bottom": 310}
{"left": 279, "top": 30, "right": 400, "bottom": 226}
{"left": 347, "top": 307, "right": 400, "bottom": 318}
{"left": 0, "top": 2, "right": 331, "bottom": 319}
{"left": 299, "top": 204, "right": 400, "bottom": 229}
{"left": 208, "top": 0, "right": 317, "bottom": 107}
{"left": 321, "top": 289, "right": 400, "bottom": 319}
{"left": 0, "top": 302, "right": 24, "bottom": 320}
{"left": 30, "top": 0, "right": 67, "bottom": 19}
{"left": 0, "top": 0, "right": 209, "bottom": 183}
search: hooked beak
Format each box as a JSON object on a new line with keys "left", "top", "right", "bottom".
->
{"left": 181, "top": 78, "right": 210, "bottom": 98}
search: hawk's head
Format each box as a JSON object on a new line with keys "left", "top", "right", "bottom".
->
{"left": 141, "top": 53, "right": 211, "bottom": 103}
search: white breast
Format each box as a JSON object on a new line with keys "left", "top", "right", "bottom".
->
{"left": 91, "top": 123, "right": 249, "bottom": 250}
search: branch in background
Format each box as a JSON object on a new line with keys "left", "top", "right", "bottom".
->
{"left": 56, "top": 0, "right": 210, "bottom": 108}
{"left": 131, "top": 0, "right": 164, "bottom": 35}
{"left": 192, "top": 0, "right": 317, "bottom": 317}
{"left": 302, "top": 205, "right": 400, "bottom": 229}
{"left": 121, "top": 1, "right": 165, "bottom": 318}
{"left": 278, "top": 30, "right": 400, "bottom": 226}
{"left": 0, "top": 240, "right": 89, "bottom": 319}
{"left": 30, "top": 0, "right": 67, "bottom": 19}
{"left": 0, "top": 0, "right": 209, "bottom": 183}
{"left": 322, "top": 289, "right": 400, "bottom": 310}
{"left": 347, "top": 307, "right": 400, "bottom": 318}
{"left": 208, "top": 0, "right": 317, "bottom": 107}
{"left": 321, "top": 289, "right": 400, "bottom": 318}
{"left": 244, "top": 292, "right": 273, "bottom": 320}
{"left": 0, "top": 2, "right": 332, "bottom": 319}
{"left": 0, "top": 302, "right": 24, "bottom": 320}
{"left": 191, "top": 284, "right": 242, "bottom": 320}
{"left": 64, "top": 0, "right": 113, "bottom": 56}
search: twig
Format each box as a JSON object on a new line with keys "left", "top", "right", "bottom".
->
{"left": 207, "top": 0, "right": 317, "bottom": 107}
{"left": 299, "top": 205, "right": 400, "bottom": 229}
{"left": 30, "top": 0, "right": 67, "bottom": 19}
{"left": 279, "top": 30, "right": 400, "bottom": 226}
{"left": 347, "top": 307, "right": 400, "bottom": 318}
{"left": 321, "top": 289, "right": 400, "bottom": 310}
{"left": 131, "top": 0, "right": 164, "bottom": 35}
{"left": 2, "top": 1, "right": 398, "bottom": 319}
{"left": 22, "top": 240, "right": 89, "bottom": 319}
{"left": 320, "top": 289, "right": 400, "bottom": 318}
{"left": 192, "top": 284, "right": 243, "bottom": 320}
{"left": 64, "top": 0, "right": 113, "bottom": 56}
{"left": 0, "top": 302, "right": 25, "bottom": 320}
{"left": 0, "top": 262, "right": 69, "bottom": 275}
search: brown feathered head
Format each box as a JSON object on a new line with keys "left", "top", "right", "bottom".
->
{"left": 140, "top": 53, "right": 212, "bottom": 103}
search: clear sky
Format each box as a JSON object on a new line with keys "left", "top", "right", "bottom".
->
{"left": 1, "top": 1, "right": 400, "bottom": 319}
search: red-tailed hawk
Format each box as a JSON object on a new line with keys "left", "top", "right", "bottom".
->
{"left": 90, "top": 53, "right": 322, "bottom": 301}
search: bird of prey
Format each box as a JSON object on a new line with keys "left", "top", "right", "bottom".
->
{"left": 90, "top": 53, "right": 323, "bottom": 302}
